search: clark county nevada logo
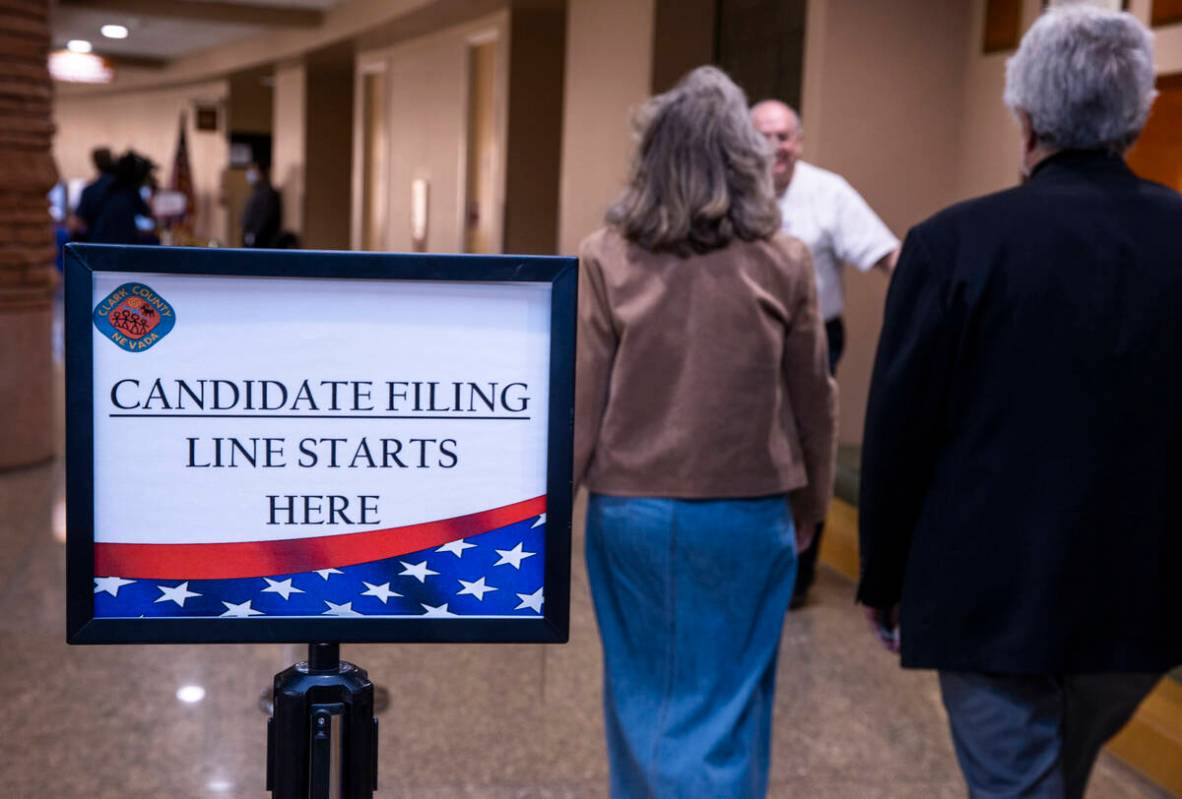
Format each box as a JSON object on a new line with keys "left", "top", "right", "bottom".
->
{"left": 93, "top": 283, "right": 176, "bottom": 352}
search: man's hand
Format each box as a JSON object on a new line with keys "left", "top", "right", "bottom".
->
{"left": 874, "top": 248, "right": 901, "bottom": 275}
{"left": 795, "top": 522, "right": 816, "bottom": 553}
{"left": 864, "top": 604, "right": 901, "bottom": 653}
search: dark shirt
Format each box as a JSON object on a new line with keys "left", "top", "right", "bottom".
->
{"left": 85, "top": 180, "right": 151, "bottom": 245}
{"left": 242, "top": 181, "right": 282, "bottom": 248}
{"left": 74, "top": 173, "right": 113, "bottom": 241}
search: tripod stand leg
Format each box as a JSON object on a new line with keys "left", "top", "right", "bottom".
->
{"left": 268, "top": 645, "right": 379, "bottom": 798}
{"left": 309, "top": 706, "right": 339, "bottom": 799}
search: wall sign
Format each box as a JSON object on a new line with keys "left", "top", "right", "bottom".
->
{"left": 66, "top": 244, "right": 575, "bottom": 644}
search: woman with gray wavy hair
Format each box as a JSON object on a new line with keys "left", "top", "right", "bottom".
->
{"left": 574, "top": 65, "right": 836, "bottom": 797}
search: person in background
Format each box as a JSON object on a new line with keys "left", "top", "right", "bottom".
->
{"left": 242, "top": 161, "right": 282, "bottom": 248}
{"left": 83, "top": 151, "right": 154, "bottom": 245}
{"left": 857, "top": 8, "right": 1181, "bottom": 798}
{"left": 576, "top": 66, "right": 837, "bottom": 797}
{"left": 48, "top": 181, "right": 71, "bottom": 273}
{"left": 69, "top": 146, "right": 114, "bottom": 241}
{"left": 750, "top": 98, "right": 899, "bottom": 609}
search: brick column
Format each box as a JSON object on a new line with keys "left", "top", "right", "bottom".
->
{"left": 0, "top": 0, "right": 57, "bottom": 469}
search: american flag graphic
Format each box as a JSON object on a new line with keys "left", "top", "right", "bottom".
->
{"left": 93, "top": 510, "right": 546, "bottom": 619}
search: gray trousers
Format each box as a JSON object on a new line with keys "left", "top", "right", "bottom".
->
{"left": 938, "top": 671, "right": 1162, "bottom": 799}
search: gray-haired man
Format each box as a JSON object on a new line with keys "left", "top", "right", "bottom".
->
{"left": 858, "top": 7, "right": 1179, "bottom": 798}
{"left": 750, "top": 99, "right": 898, "bottom": 607}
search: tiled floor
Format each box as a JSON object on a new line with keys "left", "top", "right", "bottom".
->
{"left": 0, "top": 458, "right": 1171, "bottom": 798}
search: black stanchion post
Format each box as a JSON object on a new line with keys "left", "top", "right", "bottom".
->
{"left": 267, "top": 643, "right": 380, "bottom": 798}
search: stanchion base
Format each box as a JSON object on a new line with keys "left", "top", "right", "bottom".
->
{"left": 267, "top": 645, "right": 380, "bottom": 799}
{"left": 260, "top": 684, "right": 389, "bottom": 716}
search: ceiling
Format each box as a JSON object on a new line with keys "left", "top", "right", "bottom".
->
{"left": 51, "top": 0, "right": 344, "bottom": 64}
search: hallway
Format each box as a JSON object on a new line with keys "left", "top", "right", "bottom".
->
{"left": 0, "top": 455, "right": 1168, "bottom": 797}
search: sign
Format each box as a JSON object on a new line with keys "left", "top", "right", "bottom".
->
{"left": 195, "top": 105, "right": 219, "bottom": 132}
{"left": 66, "top": 244, "right": 575, "bottom": 644}
{"left": 150, "top": 190, "right": 188, "bottom": 219}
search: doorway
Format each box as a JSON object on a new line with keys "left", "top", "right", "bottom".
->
{"left": 649, "top": 0, "right": 807, "bottom": 111}
{"left": 224, "top": 67, "right": 274, "bottom": 247}
{"left": 464, "top": 36, "right": 499, "bottom": 254}
{"left": 715, "top": 0, "right": 807, "bottom": 108}
{"left": 357, "top": 62, "right": 388, "bottom": 251}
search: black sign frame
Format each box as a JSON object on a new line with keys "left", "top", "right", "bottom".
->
{"left": 65, "top": 244, "right": 576, "bottom": 645}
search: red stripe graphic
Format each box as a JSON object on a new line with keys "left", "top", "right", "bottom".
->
{"left": 95, "top": 496, "right": 546, "bottom": 580}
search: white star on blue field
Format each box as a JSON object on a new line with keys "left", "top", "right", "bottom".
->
{"left": 94, "top": 515, "right": 545, "bottom": 618}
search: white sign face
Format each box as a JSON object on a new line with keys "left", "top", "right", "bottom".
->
{"left": 89, "top": 272, "right": 552, "bottom": 620}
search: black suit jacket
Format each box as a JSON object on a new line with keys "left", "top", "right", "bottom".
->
{"left": 858, "top": 150, "right": 1182, "bottom": 673}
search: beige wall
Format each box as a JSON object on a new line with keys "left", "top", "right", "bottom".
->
{"left": 801, "top": 0, "right": 973, "bottom": 445}
{"left": 953, "top": 0, "right": 1040, "bottom": 202}
{"left": 53, "top": 80, "right": 230, "bottom": 243}
{"left": 358, "top": 13, "right": 508, "bottom": 253}
{"left": 352, "top": 3, "right": 567, "bottom": 256}
{"left": 502, "top": 5, "right": 566, "bottom": 255}
{"left": 304, "top": 60, "right": 354, "bottom": 250}
{"left": 227, "top": 70, "right": 273, "bottom": 135}
{"left": 807, "top": 0, "right": 1182, "bottom": 446}
{"left": 272, "top": 61, "right": 306, "bottom": 236}
{"left": 51, "top": 0, "right": 1182, "bottom": 444}
{"left": 558, "top": 0, "right": 656, "bottom": 255}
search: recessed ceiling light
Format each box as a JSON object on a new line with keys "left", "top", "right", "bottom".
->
{"left": 101, "top": 24, "right": 128, "bottom": 39}
{"left": 67, "top": 39, "right": 92, "bottom": 53}
{"left": 49, "top": 50, "right": 113, "bottom": 84}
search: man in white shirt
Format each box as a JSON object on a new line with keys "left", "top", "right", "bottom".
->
{"left": 751, "top": 99, "right": 899, "bottom": 607}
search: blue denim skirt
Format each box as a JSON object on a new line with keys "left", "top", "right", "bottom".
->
{"left": 585, "top": 493, "right": 798, "bottom": 798}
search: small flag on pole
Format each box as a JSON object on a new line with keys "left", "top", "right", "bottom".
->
{"left": 166, "top": 112, "right": 195, "bottom": 241}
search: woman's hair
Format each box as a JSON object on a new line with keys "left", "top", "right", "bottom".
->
{"left": 1004, "top": 5, "right": 1155, "bottom": 154}
{"left": 607, "top": 66, "right": 780, "bottom": 256}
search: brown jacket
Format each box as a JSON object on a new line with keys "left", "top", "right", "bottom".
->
{"left": 574, "top": 227, "right": 838, "bottom": 524}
